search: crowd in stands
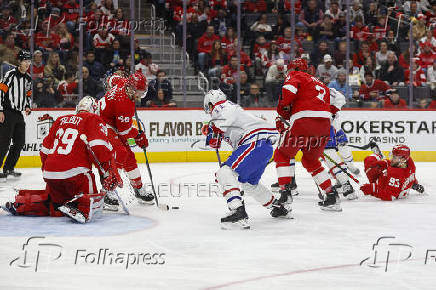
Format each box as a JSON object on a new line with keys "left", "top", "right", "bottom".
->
{"left": 161, "top": 0, "right": 436, "bottom": 109}
{"left": 0, "top": 0, "right": 175, "bottom": 108}
{"left": 1, "top": 0, "right": 436, "bottom": 109}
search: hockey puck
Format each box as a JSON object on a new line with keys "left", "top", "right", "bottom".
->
{"left": 171, "top": 206, "right": 180, "bottom": 210}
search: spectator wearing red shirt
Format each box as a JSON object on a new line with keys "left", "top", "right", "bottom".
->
{"left": 62, "top": 0, "right": 80, "bottom": 32}
{"left": 351, "top": 16, "right": 370, "bottom": 42}
{"left": 221, "top": 27, "right": 236, "bottom": 50}
{"left": 244, "top": 0, "right": 267, "bottom": 13}
{"left": 0, "top": 6, "right": 17, "bottom": 32}
{"left": 221, "top": 56, "right": 245, "bottom": 85}
{"left": 93, "top": 28, "right": 115, "bottom": 49}
{"left": 35, "top": 20, "right": 61, "bottom": 52}
{"left": 57, "top": 71, "right": 78, "bottom": 106}
{"left": 355, "top": 71, "right": 391, "bottom": 101}
{"left": 383, "top": 89, "right": 408, "bottom": 108}
{"left": 47, "top": 7, "right": 65, "bottom": 28}
{"left": 405, "top": 59, "right": 427, "bottom": 87}
{"left": 353, "top": 41, "right": 372, "bottom": 68}
{"left": 373, "top": 15, "right": 389, "bottom": 40}
{"left": 276, "top": 27, "right": 302, "bottom": 63}
{"left": 197, "top": 25, "right": 220, "bottom": 72}
{"left": 417, "top": 42, "right": 436, "bottom": 68}
{"left": 29, "top": 50, "right": 45, "bottom": 79}
{"left": 209, "top": 0, "right": 227, "bottom": 10}
{"left": 425, "top": 3, "right": 436, "bottom": 27}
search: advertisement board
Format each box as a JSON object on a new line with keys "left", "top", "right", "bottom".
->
{"left": 16, "top": 108, "right": 436, "bottom": 167}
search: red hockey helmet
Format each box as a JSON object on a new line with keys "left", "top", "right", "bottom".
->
{"left": 392, "top": 144, "right": 410, "bottom": 161}
{"left": 288, "top": 58, "right": 308, "bottom": 72}
{"left": 128, "top": 72, "right": 147, "bottom": 91}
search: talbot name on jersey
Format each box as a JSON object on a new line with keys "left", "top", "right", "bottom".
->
{"left": 59, "top": 116, "right": 83, "bottom": 126}
{"left": 149, "top": 122, "right": 204, "bottom": 137}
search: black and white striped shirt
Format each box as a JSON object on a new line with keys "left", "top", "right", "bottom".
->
{"left": 0, "top": 67, "right": 32, "bottom": 112}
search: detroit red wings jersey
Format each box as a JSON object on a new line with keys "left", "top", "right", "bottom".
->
{"left": 363, "top": 154, "right": 417, "bottom": 200}
{"left": 99, "top": 79, "right": 139, "bottom": 142}
{"left": 40, "top": 112, "right": 113, "bottom": 179}
{"left": 279, "top": 71, "right": 331, "bottom": 128}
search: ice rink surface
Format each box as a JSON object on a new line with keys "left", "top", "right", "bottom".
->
{"left": 1, "top": 161, "right": 435, "bottom": 290}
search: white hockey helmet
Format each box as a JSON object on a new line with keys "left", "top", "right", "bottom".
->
{"left": 203, "top": 89, "right": 227, "bottom": 114}
{"left": 76, "top": 96, "right": 98, "bottom": 114}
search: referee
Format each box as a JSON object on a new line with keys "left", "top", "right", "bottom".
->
{"left": 0, "top": 50, "right": 32, "bottom": 182}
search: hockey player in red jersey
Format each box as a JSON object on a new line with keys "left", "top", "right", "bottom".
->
{"left": 361, "top": 144, "right": 425, "bottom": 201}
{"left": 274, "top": 58, "right": 341, "bottom": 212}
{"left": 1, "top": 97, "right": 122, "bottom": 223}
{"left": 98, "top": 71, "right": 154, "bottom": 210}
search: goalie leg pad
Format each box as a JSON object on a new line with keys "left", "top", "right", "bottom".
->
{"left": 14, "top": 189, "right": 50, "bottom": 216}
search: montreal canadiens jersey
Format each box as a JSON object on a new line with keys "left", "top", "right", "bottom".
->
{"left": 364, "top": 154, "right": 417, "bottom": 200}
{"left": 329, "top": 88, "right": 346, "bottom": 130}
{"left": 211, "top": 100, "right": 278, "bottom": 149}
{"left": 40, "top": 112, "right": 113, "bottom": 180}
{"left": 98, "top": 78, "right": 139, "bottom": 142}
{"left": 279, "top": 71, "right": 332, "bottom": 128}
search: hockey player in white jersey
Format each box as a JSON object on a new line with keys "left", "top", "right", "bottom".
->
{"left": 203, "top": 89, "right": 290, "bottom": 229}
{"left": 323, "top": 88, "right": 358, "bottom": 200}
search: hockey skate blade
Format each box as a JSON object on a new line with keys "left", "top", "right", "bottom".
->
{"left": 221, "top": 219, "right": 250, "bottom": 230}
{"left": 345, "top": 193, "right": 359, "bottom": 200}
{"left": 319, "top": 205, "right": 343, "bottom": 212}
{"left": 58, "top": 206, "right": 86, "bottom": 223}
{"left": 103, "top": 204, "right": 119, "bottom": 212}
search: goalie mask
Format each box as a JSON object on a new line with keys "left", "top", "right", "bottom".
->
{"left": 203, "top": 89, "right": 227, "bottom": 114}
{"left": 76, "top": 96, "right": 98, "bottom": 114}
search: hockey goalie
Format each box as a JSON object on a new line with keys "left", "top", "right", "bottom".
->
{"left": 360, "top": 144, "right": 425, "bottom": 201}
{"left": 1, "top": 97, "right": 122, "bottom": 223}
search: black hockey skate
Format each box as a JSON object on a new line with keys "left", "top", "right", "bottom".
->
{"left": 270, "top": 184, "right": 293, "bottom": 218}
{"left": 318, "top": 187, "right": 342, "bottom": 212}
{"left": 104, "top": 191, "right": 119, "bottom": 211}
{"left": 134, "top": 187, "right": 155, "bottom": 205}
{"left": 4, "top": 170, "right": 22, "bottom": 178}
{"left": 1, "top": 202, "right": 18, "bottom": 215}
{"left": 58, "top": 204, "right": 87, "bottom": 223}
{"left": 221, "top": 204, "right": 250, "bottom": 230}
{"left": 271, "top": 178, "right": 299, "bottom": 196}
{"left": 337, "top": 181, "right": 358, "bottom": 200}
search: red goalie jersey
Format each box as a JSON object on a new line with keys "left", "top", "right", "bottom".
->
{"left": 362, "top": 154, "right": 417, "bottom": 201}
{"left": 40, "top": 112, "right": 113, "bottom": 179}
{"left": 99, "top": 77, "right": 139, "bottom": 143}
{"left": 278, "top": 70, "right": 331, "bottom": 125}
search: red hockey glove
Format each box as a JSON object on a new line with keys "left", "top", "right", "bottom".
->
{"left": 135, "top": 131, "right": 148, "bottom": 148}
{"left": 277, "top": 103, "right": 291, "bottom": 120}
{"left": 360, "top": 183, "right": 376, "bottom": 196}
{"left": 209, "top": 133, "right": 222, "bottom": 149}
{"left": 102, "top": 158, "right": 123, "bottom": 191}
{"left": 275, "top": 117, "right": 288, "bottom": 133}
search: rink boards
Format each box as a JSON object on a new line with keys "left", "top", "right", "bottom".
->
{"left": 15, "top": 108, "right": 436, "bottom": 167}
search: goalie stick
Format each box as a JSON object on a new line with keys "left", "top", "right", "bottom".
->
{"left": 134, "top": 109, "right": 176, "bottom": 211}
{"left": 80, "top": 134, "right": 130, "bottom": 215}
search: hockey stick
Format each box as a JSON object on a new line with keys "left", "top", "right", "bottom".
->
{"left": 134, "top": 109, "right": 174, "bottom": 211}
{"left": 215, "top": 148, "right": 222, "bottom": 167}
{"left": 323, "top": 152, "right": 360, "bottom": 184}
{"left": 80, "top": 134, "right": 130, "bottom": 215}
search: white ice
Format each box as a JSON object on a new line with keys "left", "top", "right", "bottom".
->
{"left": 1, "top": 162, "right": 436, "bottom": 290}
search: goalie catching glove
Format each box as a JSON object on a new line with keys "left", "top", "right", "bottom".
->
{"left": 101, "top": 157, "right": 123, "bottom": 191}
{"left": 135, "top": 131, "right": 149, "bottom": 148}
